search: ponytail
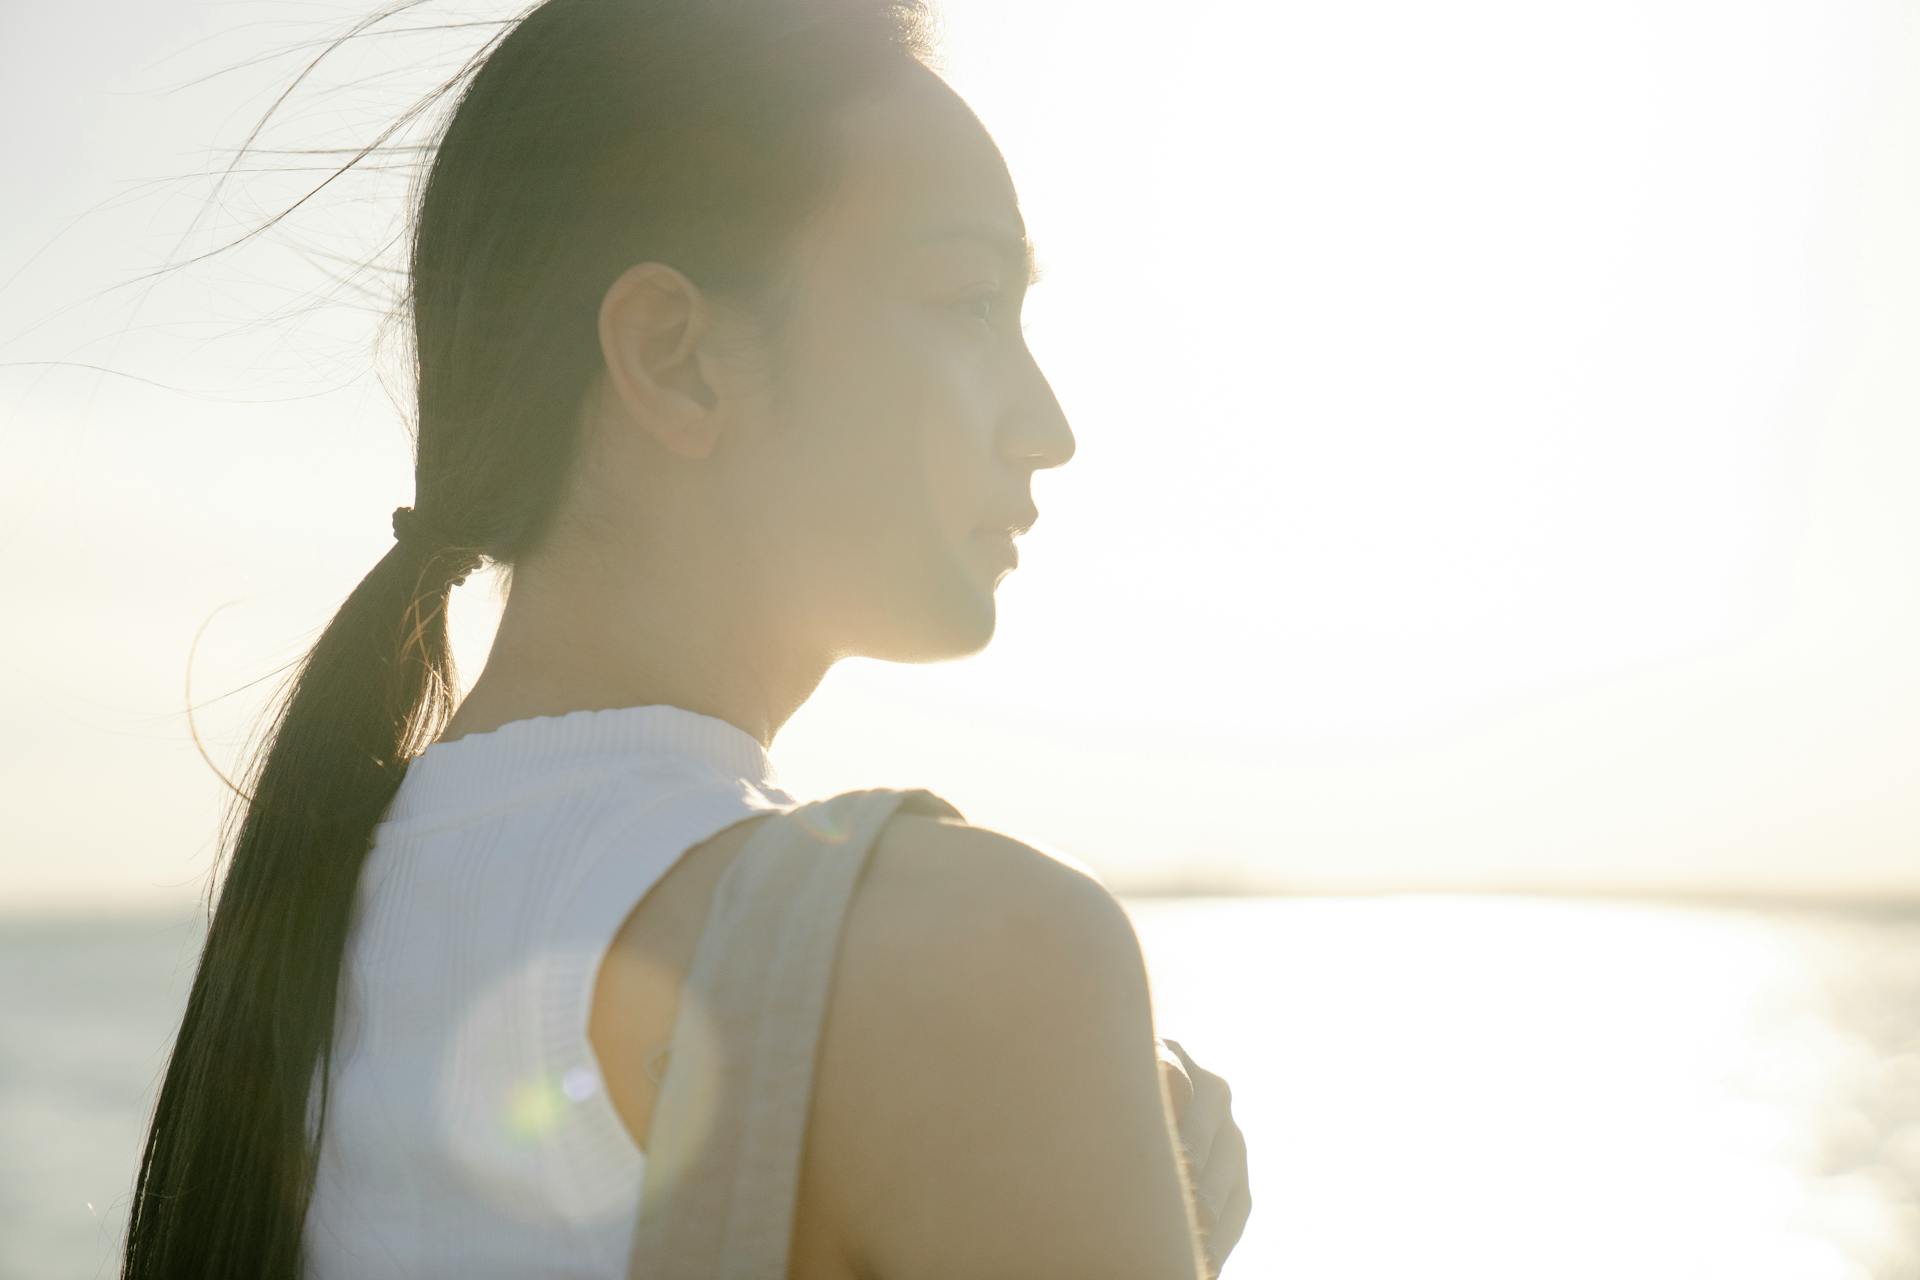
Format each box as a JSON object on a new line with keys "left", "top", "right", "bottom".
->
{"left": 124, "top": 536, "right": 469, "bottom": 1274}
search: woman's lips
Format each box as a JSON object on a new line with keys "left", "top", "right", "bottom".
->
{"left": 973, "top": 529, "right": 1018, "bottom": 567}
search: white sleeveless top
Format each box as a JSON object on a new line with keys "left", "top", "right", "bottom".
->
{"left": 303, "top": 704, "right": 802, "bottom": 1279}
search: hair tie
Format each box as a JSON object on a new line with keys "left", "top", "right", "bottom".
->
{"left": 390, "top": 505, "right": 480, "bottom": 588}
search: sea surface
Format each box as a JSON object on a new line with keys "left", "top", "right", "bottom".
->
{"left": 2, "top": 895, "right": 1916, "bottom": 1279}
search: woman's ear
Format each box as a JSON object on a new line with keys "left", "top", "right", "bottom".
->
{"left": 596, "top": 260, "right": 724, "bottom": 460}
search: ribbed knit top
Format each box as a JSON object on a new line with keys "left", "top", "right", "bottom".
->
{"left": 303, "top": 704, "right": 803, "bottom": 1279}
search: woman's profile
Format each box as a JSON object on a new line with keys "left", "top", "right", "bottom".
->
{"left": 120, "top": 0, "right": 1249, "bottom": 1276}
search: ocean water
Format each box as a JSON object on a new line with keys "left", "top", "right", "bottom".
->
{"left": 2, "top": 896, "right": 1915, "bottom": 1279}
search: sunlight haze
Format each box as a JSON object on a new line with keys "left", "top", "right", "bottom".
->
{"left": 4, "top": 0, "right": 1918, "bottom": 909}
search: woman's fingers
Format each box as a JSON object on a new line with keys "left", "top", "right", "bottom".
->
{"left": 1159, "top": 1038, "right": 1249, "bottom": 1275}
{"left": 1164, "top": 1039, "right": 1226, "bottom": 1171}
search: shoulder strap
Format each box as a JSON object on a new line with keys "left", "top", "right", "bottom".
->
{"left": 624, "top": 786, "right": 964, "bottom": 1280}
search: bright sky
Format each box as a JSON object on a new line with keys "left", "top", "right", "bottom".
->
{"left": 4, "top": 0, "right": 1918, "bottom": 911}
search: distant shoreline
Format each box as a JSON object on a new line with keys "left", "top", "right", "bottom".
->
{"left": 1115, "top": 883, "right": 1920, "bottom": 915}
{"left": 8, "top": 885, "right": 1920, "bottom": 924}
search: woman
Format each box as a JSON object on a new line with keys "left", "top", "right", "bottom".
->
{"left": 122, "top": 0, "right": 1250, "bottom": 1276}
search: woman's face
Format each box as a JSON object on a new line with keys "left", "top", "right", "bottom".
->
{"left": 724, "top": 67, "right": 1077, "bottom": 664}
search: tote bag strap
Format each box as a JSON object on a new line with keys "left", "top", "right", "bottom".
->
{"left": 625, "top": 785, "right": 964, "bottom": 1280}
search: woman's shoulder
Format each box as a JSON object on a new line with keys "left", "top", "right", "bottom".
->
{"left": 865, "top": 803, "right": 1120, "bottom": 921}
{"left": 690, "top": 787, "right": 1119, "bottom": 931}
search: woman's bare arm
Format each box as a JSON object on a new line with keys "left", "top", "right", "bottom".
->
{"left": 804, "top": 814, "right": 1208, "bottom": 1280}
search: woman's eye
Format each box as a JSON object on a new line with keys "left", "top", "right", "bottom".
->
{"left": 956, "top": 293, "right": 997, "bottom": 328}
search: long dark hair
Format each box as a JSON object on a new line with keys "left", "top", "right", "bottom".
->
{"left": 122, "top": 1, "right": 934, "bottom": 1274}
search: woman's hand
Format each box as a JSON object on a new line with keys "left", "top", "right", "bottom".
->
{"left": 1156, "top": 1037, "right": 1251, "bottom": 1278}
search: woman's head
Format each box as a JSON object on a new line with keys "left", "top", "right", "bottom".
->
{"left": 124, "top": 2, "right": 1055, "bottom": 1274}
{"left": 407, "top": 11, "right": 1074, "bottom": 699}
